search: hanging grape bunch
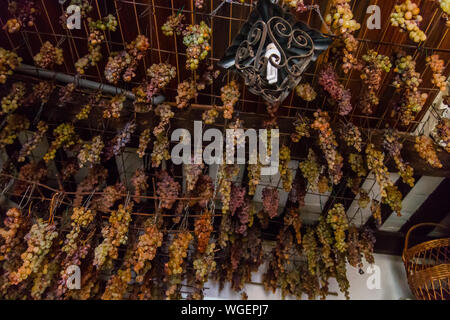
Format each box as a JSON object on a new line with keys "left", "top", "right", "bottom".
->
{"left": 316, "top": 217, "right": 334, "bottom": 271}
{"left": 392, "top": 53, "right": 428, "bottom": 125}
{"left": 435, "top": 118, "right": 450, "bottom": 153}
{"left": 162, "top": 13, "right": 185, "bottom": 36}
{"left": 346, "top": 225, "right": 362, "bottom": 269}
{"left": 103, "top": 121, "right": 136, "bottom": 161}
{"left": 247, "top": 157, "right": 261, "bottom": 196}
{"left": 0, "top": 48, "right": 22, "bottom": 84}
{"left": 0, "top": 114, "right": 30, "bottom": 148}
{"left": 262, "top": 187, "right": 280, "bottom": 219}
{"left": 426, "top": 54, "right": 447, "bottom": 91}
{"left": 43, "top": 123, "right": 79, "bottom": 162}
{"left": 318, "top": 65, "right": 352, "bottom": 115}
{"left": 76, "top": 104, "right": 92, "bottom": 121}
{"left": 221, "top": 81, "right": 240, "bottom": 119}
{"left": 154, "top": 103, "right": 174, "bottom": 136}
{"left": 325, "top": 0, "right": 361, "bottom": 74}
{"left": 14, "top": 161, "right": 47, "bottom": 195}
{"left": 176, "top": 80, "right": 198, "bottom": 109}
{"left": 146, "top": 63, "right": 176, "bottom": 101}
{"left": 1, "top": 82, "right": 26, "bottom": 115}
{"left": 383, "top": 130, "right": 415, "bottom": 187}
{"left": 284, "top": 0, "right": 308, "bottom": 12}
{"left": 93, "top": 204, "right": 132, "bottom": 269}
{"left": 340, "top": 122, "right": 363, "bottom": 152}
{"left": 9, "top": 219, "right": 58, "bottom": 285}
{"left": 360, "top": 50, "right": 392, "bottom": 114}
{"left": 58, "top": 83, "right": 76, "bottom": 106}
{"left": 279, "top": 145, "right": 293, "bottom": 192}
{"left": 437, "top": 0, "right": 450, "bottom": 26}
{"left": 326, "top": 203, "right": 349, "bottom": 253}
{"left": 132, "top": 220, "right": 163, "bottom": 282}
{"left": 414, "top": 135, "right": 443, "bottom": 168}
{"left": 0, "top": 208, "right": 23, "bottom": 260}
{"left": 194, "top": 211, "right": 213, "bottom": 255}
{"left": 183, "top": 21, "right": 212, "bottom": 71}
{"left": 29, "top": 81, "right": 55, "bottom": 105}
{"left": 390, "top": 0, "right": 427, "bottom": 43}
{"left": 383, "top": 185, "right": 403, "bottom": 216}
{"left": 302, "top": 228, "right": 319, "bottom": 275}
{"left": 348, "top": 153, "right": 367, "bottom": 177}
{"left": 88, "top": 15, "right": 117, "bottom": 47}
{"left": 166, "top": 231, "right": 193, "bottom": 276}
{"left": 291, "top": 115, "right": 311, "bottom": 143}
{"left": 184, "top": 161, "right": 204, "bottom": 192}
{"left": 299, "top": 149, "right": 321, "bottom": 191}
{"left": 151, "top": 132, "right": 171, "bottom": 167}
{"left": 366, "top": 143, "right": 392, "bottom": 198}
{"left": 131, "top": 169, "right": 149, "bottom": 203}
{"left": 33, "top": 41, "right": 64, "bottom": 69}
{"left": 295, "top": 83, "right": 316, "bottom": 101}
{"left": 229, "top": 184, "right": 246, "bottom": 217}
{"left": 311, "top": 111, "right": 344, "bottom": 184}
{"left": 359, "top": 228, "right": 376, "bottom": 265}
{"left": 137, "top": 128, "right": 151, "bottom": 158}
{"left": 318, "top": 175, "right": 332, "bottom": 193}
{"left": 156, "top": 170, "right": 181, "bottom": 210}
{"left": 78, "top": 136, "right": 104, "bottom": 168}
{"left": 62, "top": 207, "right": 95, "bottom": 256}
{"left": 202, "top": 107, "right": 219, "bottom": 124}
{"left": 218, "top": 164, "right": 240, "bottom": 214}
{"left": 102, "top": 95, "right": 125, "bottom": 119}
{"left": 4, "top": 0, "right": 38, "bottom": 33}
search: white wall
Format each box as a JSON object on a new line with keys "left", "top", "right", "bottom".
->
{"left": 203, "top": 253, "right": 414, "bottom": 300}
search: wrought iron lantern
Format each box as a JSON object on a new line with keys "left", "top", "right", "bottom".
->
{"left": 218, "top": 0, "right": 332, "bottom": 105}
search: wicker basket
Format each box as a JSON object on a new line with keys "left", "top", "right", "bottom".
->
{"left": 402, "top": 223, "right": 450, "bottom": 300}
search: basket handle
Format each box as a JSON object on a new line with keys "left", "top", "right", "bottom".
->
{"left": 403, "top": 223, "right": 450, "bottom": 258}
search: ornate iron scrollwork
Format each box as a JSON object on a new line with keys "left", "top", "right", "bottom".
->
{"left": 218, "top": 0, "right": 332, "bottom": 105}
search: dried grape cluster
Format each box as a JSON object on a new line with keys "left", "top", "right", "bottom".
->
{"left": 392, "top": 53, "right": 428, "bottom": 125}
{"left": 193, "top": 242, "right": 216, "bottom": 288}
{"left": 151, "top": 132, "right": 171, "bottom": 167}
{"left": 319, "top": 65, "right": 352, "bottom": 116}
{"left": 167, "top": 231, "right": 193, "bottom": 276}
{"left": 176, "top": 80, "right": 198, "bottom": 109}
{"left": 383, "top": 130, "right": 415, "bottom": 187}
{"left": 154, "top": 104, "right": 174, "bottom": 136}
{"left": 435, "top": 118, "right": 450, "bottom": 153}
{"left": 295, "top": 83, "right": 316, "bottom": 101}
{"left": 247, "top": 159, "right": 261, "bottom": 196}
{"left": 279, "top": 145, "right": 293, "bottom": 192}
{"left": 218, "top": 164, "right": 240, "bottom": 214}
{"left": 29, "top": 81, "right": 55, "bottom": 105}
{"left": 318, "top": 175, "right": 332, "bottom": 193}
{"left": 291, "top": 115, "right": 311, "bottom": 143}
{"left": 185, "top": 162, "right": 204, "bottom": 192}
{"left": 78, "top": 136, "right": 104, "bottom": 168}
{"left": 131, "top": 169, "right": 148, "bottom": 203}
{"left": 156, "top": 171, "right": 181, "bottom": 210}
{"left": 414, "top": 135, "right": 443, "bottom": 168}
{"left": 325, "top": 0, "right": 361, "bottom": 34}
{"left": 390, "top": 0, "right": 426, "bottom": 43}
{"left": 366, "top": 143, "right": 392, "bottom": 198}
{"left": 132, "top": 220, "right": 163, "bottom": 282}
{"left": 58, "top": 83, "right": 76, "bottom": 106}
{"left": 0, "top": 208, "right": 23, "bottom": 260}
{"left": 262, "top": 187, "right": 280, "bottom": 219}
{"left": 326, "top": 203, "right": 348, "bottom": 253}
{"left": 87, "top": 15, "right": 118, "bottom": 47}
{"left": 33, "top": 42, "right": 64, "bottom": 69}
{"left": 4, "top": 0, "right": 38, "bottom": 33}
{"left": 1, "top": 82, "right": 26, "bottom": 115}
{"left": 104, "top": 121, "right": 136, "bottom": 161}
{"left": 360, "top": 50, "right": 392, "bottom": 114}
{"left": 340, "top": 122, "right": 362, "bottom": 152}
{"left": 162, "top": 13, "right": 185, "bottom": 36}
{"left": 9, "top": 219, "right": 58, "bottom": 285}
{"left": 311, "top": 111, "right": 343, "bottom": 184}
{"left": 102, "top": 95, "right": 125, "bottom": 119}
{"left": 194, "top": 211, "right": 213, "bottom": 254}
{"left": 299, "top": 149, "right": 321, "bottom": 191}
{"left": 137, "top": 128, "right": 151, "bottom": 158}
{"left": 183, "top": 21, "right": 212, "bottom": 70}
{"left": 104, "top": 35, "right": 149, "bottom": 84}
{"left": 0, "top": 114, "right": 30, "bottom": 148}
{"left": 75, "top": 103, "right": 92, "bottom": 121}
{"left": 202, "top": 107, "right": 219, "bottom": 124}
{"left": 383, "top": 185, "right": 403, "bottom": 216}
{"left": 0, "top": 48, "right": 22, "bottom": 84}
{"left": 14, "top": 161, "right": 47, "bottom": 195}
{"left": 230, "top": 185, "right": 246, "bottom": 216}
{"left": 146, "top": 63, "right": 176, "bottom": 101}
{"left": 284, "top": 0, "right": 308, "bottom": 12}
{"left": 221, "top": 81, "right": 240, "bottom": 119}
{"left": 44, "top": 123, "right": 79, "bottom": 162}
{"left": 348, "top": 153, "right": 367, "bottom": 177}
{"left": 426, "top": 54, "right": 446, "bottom": 91}
{"left": 325, "top": 0, "right": 361, "bottom": 74}
{"left": 92, "top": 183, "right": 126, "bottom": 213}
{"left": 93, "top": 204, "right": 132, "bottom": 269}
{"left": 62, "top": 207, "right": 95, "bottom": 256}
{"left": 371, "top": 200, "right": 382, "bottom": 226}
{"left": 302, "top": 228, "right": 319, "bottom": 275}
